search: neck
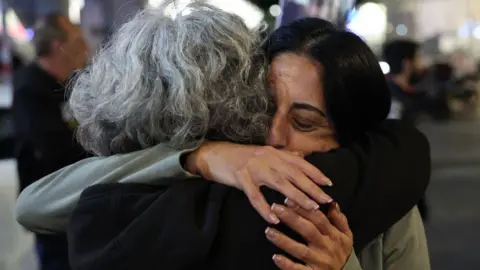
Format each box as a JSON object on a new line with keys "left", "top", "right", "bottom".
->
{"left": 37, "top": 57, "right": 69, "bottom": 83}
{"left": 391, "top": 73, "right": 410, "bottom": 91}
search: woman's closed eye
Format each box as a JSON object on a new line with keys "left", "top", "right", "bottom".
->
{"left": 292, "top": 118, "right": 316, "bottom": 132}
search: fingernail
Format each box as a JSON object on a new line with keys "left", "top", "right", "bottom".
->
{"left": 320, "top": 194, "right": 333, "bottom": 204}
{"left": 273, "top": 254, "right": 282, "bottom": 262}
{"left": 284, "top": 198, "right": 296, "bottom": 207}
{"left": 265, "top": 227, "right": 277, "bottom": 239}
{"left": 271, "top": 203, "right": 286, "bottom": 214}
{"left": 325, "top": 177, "right": 333, "bottom": 186}
{"left": 308, "top": 200, "right": 320, "bottom": 210}
{"left": 336, "top": 202, "right": 341, "bottom": 211}
{"left": 269, "top": 213, "right": 280, "bottom": 224}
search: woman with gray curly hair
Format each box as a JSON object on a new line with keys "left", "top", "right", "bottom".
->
{"left": 71, "top": 4, "right": 271, "bottom": 155}
{"left": 16, "top": 2, "right": 430, "bottom": 270}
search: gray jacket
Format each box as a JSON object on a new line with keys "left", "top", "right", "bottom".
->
{"left": 15, "top": 143, "right": 430, "bottom": 270}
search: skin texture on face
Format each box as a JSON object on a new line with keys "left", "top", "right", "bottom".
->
{"left": 56, "top": 16, "right": 88, "bottom": 71}
{"left": 267, "top": 53, "right": 339, "bottom": 154}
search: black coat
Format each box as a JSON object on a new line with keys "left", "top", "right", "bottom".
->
{"left": 12, "top": 62, "right": 89, "bottom": 270}
{"left": 12, "top": 62, "right": 88, "bottom": 192}
{"left": 67, "top": 120, "right": 430, "bottom": 270}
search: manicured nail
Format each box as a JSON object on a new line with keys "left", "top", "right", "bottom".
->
{"left": 265, "top": 227, "right": 277, "bottom": 239}
{"left": 325, "top": 177, "right": 333, "bottom": 186}
{"left": 271, "top": 203, "right": 286, "bottom": 214}
{"left": 269, "top": 213, "right": 280, "bottom": 224}
{"left": 308, "top": 200, "right": 320, "bottom": 210}
{"left": 273, "top": 254, "right": 282, "bottom": 263}
{"left": 284, "top": 198, "right": 295, "bottom": 207}
{"left": 320, "top": 194, "right": 333, "bottom": 204}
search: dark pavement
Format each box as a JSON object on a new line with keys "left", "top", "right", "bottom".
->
{"left": 419, "top": 118, "right": 480, "bottom": 270}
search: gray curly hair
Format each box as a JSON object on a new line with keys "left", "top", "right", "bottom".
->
{"left": 69, "top": 1, "right": 272, "bottom": 156}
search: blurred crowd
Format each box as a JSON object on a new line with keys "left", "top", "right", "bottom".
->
{"left": 383, "top": 39, "right": 479, "bottom": 124}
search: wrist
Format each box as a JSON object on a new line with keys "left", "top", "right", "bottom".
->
{"left": 184, "top": 149, "right": 201, "bottom": 176}
{"left": 184, "top": 142, "right": 213, "bottom": 179}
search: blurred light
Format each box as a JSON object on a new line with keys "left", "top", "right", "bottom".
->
{"left": 379, "top": 61, "right": 390, "bottom": 74}
{"left": 293, "top": 0, "right": 310, "bottom": 5}
{"left": 346, "top": 3, "right": 387, "bottom": 37}
{"left": 0, "top": 9, "right": 29, "bottom": 41}
{"left": 269, "top": 4, "right": 282, "bottom": 17}
{"left": 25, "top": 28, "right": 34, "bottom": 41}
{"left": 396, "top": 24, "right": 408, "bottom": 36}
{"left": 473, "top": 25, "right": 480, "bottom": 39}
{"left": 69, "top": 0, "right": 85, "bottom": 24}
{"left": 148, "top": 0, "right": 163, "bottom": 6}
{"left": 386, "top": 23, "right": 394, "bottom": 34}
{"left": 148, "top": 0, "right": 264, "bottom": 29}
{"left": 457, "top": 22, "right": 470, "bottom": 38}
{"left": 439, "top": 36, "right": 457, "bottom": 53}
{"left": 346, "top": 7, "right": 358, "bottom": 23}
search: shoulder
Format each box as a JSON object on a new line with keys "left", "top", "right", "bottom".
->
{"left": 358, "top": 207, "right": 430, "bottom": 270}
{"left": 382, "top": 206, "right": 430, "bottom": 269}
{"left": 384, "top": 206, "right": 425, "bottom": 244}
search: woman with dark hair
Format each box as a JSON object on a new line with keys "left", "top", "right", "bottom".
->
{"left": 256, "top": 18, "right": 428, "bottom": 269}
{"left": 16, "top": 4, "right": 429, "bottom": 270}
{"left": 264, "top": 18, "right": 391, "bottom": 150}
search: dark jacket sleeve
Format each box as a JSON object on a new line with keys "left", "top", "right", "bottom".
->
{"left": 12, "top": 86, "right": 87, "bottom": 172}
{"left": 67, "top": 182, "right": 229, "bottom": 270}
{"left": 306, "top": 119, "right": 431, "bottom": 250}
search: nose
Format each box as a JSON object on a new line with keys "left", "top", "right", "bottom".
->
{"left": 266, "top": 114, "right": 288, "bottom": 149}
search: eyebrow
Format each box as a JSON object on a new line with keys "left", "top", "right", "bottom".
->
{"left": 291, "top": 102, "right": 326, "bottom": 117}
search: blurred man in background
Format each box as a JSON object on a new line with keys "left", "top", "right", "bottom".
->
{"left": 12, "top": 13, "right": 88, "bottom": 270}
{"left": 383, "top": 39, "right": 429, "bottom": 220}
{"left": 383, "top": 40, "right": 426, "bottom": 123}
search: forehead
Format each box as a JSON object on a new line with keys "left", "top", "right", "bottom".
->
{"left": 268, "top": 53, "right": 324, "bottom": 105}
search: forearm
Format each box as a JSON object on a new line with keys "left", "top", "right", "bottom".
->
{"left": 15, "top": 143, "right": 197, "bottom": 234}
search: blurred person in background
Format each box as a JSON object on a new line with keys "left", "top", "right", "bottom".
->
{"left": 453, "top": 73, "right": 478, "bottom": 111}
{"left": 12, "top": 12, "right": 88, "bottom": 270}
{"left": 383, "top": 40, "right": 426, "bottom": 123}
{"left": 18, "top": 4, "right": 429, "bottom": 269}
{"left": 12, "top": 50, "right": 24, "bottom": 74}
{"left": 383, "top": 40, "right": 430, "bottom": 220}
{"left": 417, "top": 62, "right": 453, "bottom": 121}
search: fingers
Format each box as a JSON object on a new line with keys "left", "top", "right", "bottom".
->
{"left": 262, "top": 171, "right": 320, "bottom": 211}
{"left": 290, "top": 151, "right": 304, "bottom": 158}
{"left": 274, "top": 164, "right": 333, "bottom": 205}
{"left": 272, "top": 254, "right": 311, "bottom": 270}
{"left": 284, "top": 199, "right": 335, "bottom": 236}
{"left": 274, "top": 148, "right": 332, "bottom": 186}
{"left": 271, "top": 204, "right": 326, "bottom": 244}
{"left": 285, "top": 198, "right": 353, "bottom": 242}
{"left": 239, "top": 170, "right": 280, "bottom": 224}
{"left": 265, "top": 227, "right": 321, "bottom": 265}
{"left": 327, "top": 203, "right": 353, "bottom": 240}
